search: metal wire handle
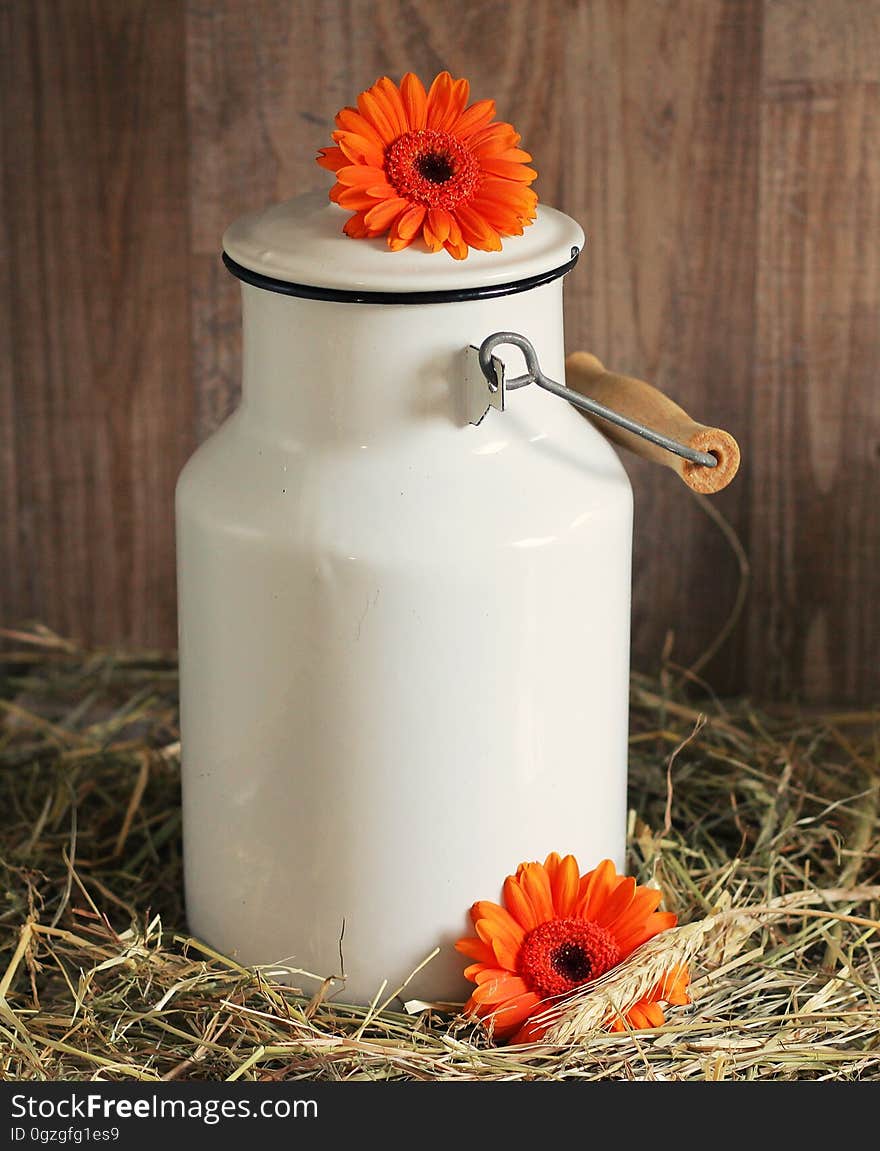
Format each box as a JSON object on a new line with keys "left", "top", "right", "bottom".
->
{"left": 477, "top": 332, "right": 718, "bottom": 469}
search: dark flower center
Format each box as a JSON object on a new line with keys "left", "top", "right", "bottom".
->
{"left": 415, "top": 151, "right": 455, "bottom": 184}
{"left": 552, "top": 942, "right": 593, "bottom": 983}
{"left": 384, "top": 129, "right": 481, "bottom": 209}
{"left": 518, "top": 917, "right": 621, "bottom": 999}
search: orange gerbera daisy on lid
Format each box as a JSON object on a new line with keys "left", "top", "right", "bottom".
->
{"left": 456, "top": 854, "right": 690, "bottom": 1044}
{"left": 317, "top": 71, "right": 538, "bottom": 259}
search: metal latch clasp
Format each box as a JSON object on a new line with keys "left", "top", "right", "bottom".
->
{"left": 465, "top": 332, "right": 718, "bottom": 469}
{"left": 464, "top": 342, "right": 506, "bottom": 424}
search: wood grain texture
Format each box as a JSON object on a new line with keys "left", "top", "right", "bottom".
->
{"left": 0, "top": 0, "right": 193, "bottom": 646}
{"left": 3, "top": 0, "right": 879, "bottom": 701}
{"left": 552, "top": 0, "right": 762, "bottom": 692}
{"left": 764, "top": 0, "right": 880, "bottom": 81}
{"left": 751, "top": 0, "right": 880, "bottom": 700}
{"left": 753, "top": 78, "right": 880, "bottom": 699}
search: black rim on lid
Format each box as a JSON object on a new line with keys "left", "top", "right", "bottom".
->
{"left": 221, "top": 248, "right": 580, "bottom": 305}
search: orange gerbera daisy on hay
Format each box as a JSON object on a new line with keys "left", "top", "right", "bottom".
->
{"left": 456, "top": 854, "right": 690, "bottom": 1044}
{"left": 317, "top": 71, "right": 537, "bottom": 258}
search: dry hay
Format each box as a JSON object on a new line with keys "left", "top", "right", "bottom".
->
{"left": 1, "top": 625, "right": 878, "bottom": 1081}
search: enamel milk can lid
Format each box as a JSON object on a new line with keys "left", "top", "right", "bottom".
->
{"left": 222, "top": 190, "right": 585, "bottom": 300}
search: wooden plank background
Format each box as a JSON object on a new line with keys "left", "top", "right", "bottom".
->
{"left": 2, "top": 0, "right": 878, "bottom": 703}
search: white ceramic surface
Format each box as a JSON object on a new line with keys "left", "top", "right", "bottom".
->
{"left": 176, "top": 194, "right": 632, "bottom": 1005}
{"left": 223, "top": 190, "right": 584, "bottom": 292}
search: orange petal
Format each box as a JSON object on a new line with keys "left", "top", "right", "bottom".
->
{"left": 444, "top": 238, "right": 469, "bottom": 260}
{"left": 388, "top": 233, "right": 414, "bottom": 251}
{"left": 425, "top": 71, "right": 453, "bottom": 129}
{"left": 615, "top": 910, "right": 677, "bottom": 956}
{"left": 427, "top": 208, "right": 452, "bottom": 244}
{"left": 333, "top": 130, "right": 385, "bottom": 167}
{"left": 335, "top": 164, "right": 388, "bottom": 187}
{"left": 517, "top": 861, "right": 554, "bottom": 924}
{"left": 482, "top": 204, "right": 536, "bottom": 226}
{"left": 470, "top": 197, "right": 527, "bottom": 234}
{"left": 421, "top": 217, "right": 443, "bottom": 253}
{"left": 475, "top": 923, "right": 520, "bottom": 972}
{"left": 357, "top": 87, "right": 398, "bottom": 144}
{"left": 455, "top": 935, "right": 495, "bottom": 965}
{"left": 627, "top": 999, "right": 665, "bottom": 1030}
{"left": 316, "top": 146, "right": 346, "bottom": 171}
{"left": 549, "top": 854, "right": 580, "bottom": 917}
{"left": 426, "top": 71, "right": 469, "bottom": 132}
{"left": 479, "top": 157, "right": 538, "bottom": 183}
{"left": 657, "top": 964, "right": 691, "bottom": 1006}
{"left": 395, "top": 203, "right": 426, "bottom": 240}
{"left": 457, "top": 215, "right": 501, "bottom": 253}
{"left": 508, "top": 1016, "right": 550, "bottom": 1045}
{"left": 471, "top": 901, "right": 525, "bottom": 943}
{"left": 336, "top": 186, "right": 378, "bottom": 211}
{"left": 577, "top": 859, "right": 618, "bottom": 919}
{"left": 625, "top": 1004, "right": 651, "bottom": 1030}
{"left": 375, "top": 76, "right": 408, "bottom": 138}
{"left": 452, "top": 97, "right": 496, "bottom": 139}
{"left": 363, "top": 196, "right": 409, "bottom": 232}
{"left": 387, "top": 204, "right": 425, "bottom": 252}
{"left": 469, "top": 122, "right": 521, "bottom": 155}
{"left": 493, "top": 147, "right": 533, "bottom": 163}
{"left": 400, "top": 72, "right": 428, "bottom": 130}
{"left": 443, "top": 217, "right": 469, "bottom": 259}
{"left": 503, "top": 875, "right": 539, "bottom": 932}
{"left": 365, "top": 182, "right": 399, "bottom": 199}
{"left": 335, "top": 107, "right": 386, "bottom": 151}
{"left": 472, "top": 900, "right": 526, "bottom": 968}
{"left": 471, "top": 974, "right": 529, "bottom": 1005}
{"left": 464, "top": 992, "right": 489, "bottom": 1019}
{"left": 471, "top": 966, "right": 510, "bottom": 984}
{"left": 476, "top": 179, "right": 538, "bottom": 210}
{"left": 446, "top": 77, "right": 471, "bottom": 126}
{"left": 644, "top": 1000, "right": 667, "bottom": 1028}
{"left": 593, "top": 876, "right": 637, "bottom": 929}
{"left": 483, "top": 991, "right": 542, "bottom": 1037}
{"left": 342, "top": 211, "right": 369, "bottom": 239}
{"left": 605, "top": 887, "right": 663, "bottom": 938}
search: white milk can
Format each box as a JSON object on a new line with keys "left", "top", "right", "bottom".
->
{"left": 176, "top": 191, "right": 736, "bottom": 1004}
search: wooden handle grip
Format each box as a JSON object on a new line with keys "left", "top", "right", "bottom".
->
{"left": 565, "top": 352, "right": 740, "bottom": 494}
